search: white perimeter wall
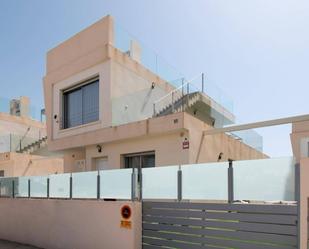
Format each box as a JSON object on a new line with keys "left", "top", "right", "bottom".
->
{"left": 0, "top": 199, "right": 141, "bottom": 249}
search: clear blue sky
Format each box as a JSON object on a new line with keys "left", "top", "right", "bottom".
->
{"left": 0, "top": 0, "right": 308, "bottom": 156}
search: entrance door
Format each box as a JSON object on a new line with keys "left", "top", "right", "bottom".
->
{"left": 123, "top": 152, "right": 155, "bottom": 200}
{"left": 95, "top": 157, "right": 108, "bottom": 171}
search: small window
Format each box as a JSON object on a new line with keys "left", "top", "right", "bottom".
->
{"left": 0, "top": 170, "right": 4, "bottom": 177}
{"left": 123, "top": 151, "right": 155, "bottom": 169}
{"left": 63, "top": 77, "right": 99, "bottom": 129}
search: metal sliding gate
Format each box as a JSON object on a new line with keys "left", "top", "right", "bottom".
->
{"left": 142, "top": 201, "right": 299, "bottom": 249}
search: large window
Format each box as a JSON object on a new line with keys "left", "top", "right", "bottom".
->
{"left": 63, "top": 77, "right": 99, "bottom": 129}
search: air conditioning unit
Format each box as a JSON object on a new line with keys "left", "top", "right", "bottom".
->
{"left": 75, "top": 159, "right": 86, "bottom": 171}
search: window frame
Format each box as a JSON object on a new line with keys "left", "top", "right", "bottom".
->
{"left": 122, "top": 151, "right": 155, "bottom": 169}
{"left": 61, "top": 76, "right": 100, "bottom": 130}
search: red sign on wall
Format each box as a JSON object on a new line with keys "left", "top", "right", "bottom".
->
{"left": 182, "top": 139, "right": 189, "bottom": 149}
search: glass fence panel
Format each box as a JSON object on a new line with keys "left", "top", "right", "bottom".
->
{"left": 181, "top": 162, "right": 229, "bottom": 200}
{"left": 49, "top": 173, "right": 71, "bottom": 198}
{"left": 15, "top": 177, "right": 29, "bottom": 197}
{"left": 142, "top": 166, "right": 178, "bottom": 199}
{"left": 0, "top": 177, "right": 13, "bottom": 197}
{"left": 72, "top": 171, "right": 97, "bottom": 199}
{"left": 29, "top": 176, "right": 48, "bottom": 198}
{"left": 100, "top": 169, "right": 132, "bottom": 199}
{"left": 233, "top": 157, "right": 295, "bottom": 201}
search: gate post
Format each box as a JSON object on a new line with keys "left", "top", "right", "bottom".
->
{"left": 97, "top": 171, "right": 100, "bottom": 200}
{"left": 295, "top": 163, "right": 301, "bottom": 249}
{"left": 28, "top": 179, "right": 31, "bottom": 198}
{"left": 69, "top": 174, "right": 73, "bottom": 199}
{"left": 12, "top": 179, "right": 15, "bottom": 198}
{"left": 131, "top": 168, "right": 136, "bottom": 201}
{"left": 228, "top": 159, "right": 234, "bottom": 204}
{"left": 47, "top": 177, "right": 50, "bottom": 199}
{"left": 177, "top": 166, "right": 182, "bottom": 202}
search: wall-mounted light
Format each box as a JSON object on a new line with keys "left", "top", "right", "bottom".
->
{"left": 96, "top": 145, "right": 102, "bottom": 153}
{"left": 151, "top": 82, "right": 155, "bottom": 89}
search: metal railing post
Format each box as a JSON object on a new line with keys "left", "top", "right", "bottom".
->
{"left": 172, "top": 92, "right": 175, "bottom": 113}
{"left": 0, "top": 182, "right": 1, "bottom": 197}
{"left": 177, "top": 166, "right": 182, "bottom": 202}
{"left": 97, "top": 171, "right": 100, "bottom": 200}
{"left": 28, "top": 179, "right": 31, "bottom": 198}
{"left": 12, "top": 180, "right": 15, "bottom": 198}
{"left": 131, "top": 168, "right": 136, "bottom": 201}
{"left": 186, "top": 83, "right": 190, "bottom": 108}
{"left": 69, "top": 174, "right": 73, "bottom": 199}
{"left": 295, "top": 163, "right": 301, "bottom": 249}
{"left": 139, "top": 170, "right": 143, "bottom": 201}
{"left": 153, "top": 103, "right": 156, "bottom": 116}
{"left": 181, "top": 78, "right": 185, "bottom": 111}
{"left": 202, "top": 73, "right": 205, "bottom": 93}
{"left": 228, "top": 160, "right": 234, "bottom": 204}
{"left": 47, "top": 178, "right": 50, "bottom": 199}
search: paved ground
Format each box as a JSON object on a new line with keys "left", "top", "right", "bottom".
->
{"left": 0, "top": 240, "right": 40, "bottom": 249}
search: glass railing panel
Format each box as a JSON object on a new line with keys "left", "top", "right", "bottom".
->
{"left": 15, "top": 177, "right": 29, "bottom": 197}
{"left": 142, "top": 165, "right": 178, "bottom": 199}
{"left": 181, "top": 162, "right": 229, "bottom": 200}
{"left": 100, "top": 168, "right": 132, "bottom": 199}
{"left": 72, "top": 171, "right": 98, "bottom": 199}
{"left": 230, "top": 129, "right": 263, "bottom": 152}
{"left": 114, "top": 22, "right": 183, "bottom": 84}
{"left": 233, "top": 157, "right": 295, "bottom": 201}
{"left": 0, "top": 177, "right": 13, "bottom": 197}
{"left": 29, "top": 176, "right": 48, "bottom": 198}
{"left": 49, "top": 173, "right": 71, "bottom": 198}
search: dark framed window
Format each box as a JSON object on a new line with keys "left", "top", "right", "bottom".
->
{"left": 123, "top": 151, "right": 155, "bottom": 169}
{"left": 0, "top": 170, "right": 4, "bottom": 177}
{"left": 63, "top": 77, "right": 99, "bottom": 129}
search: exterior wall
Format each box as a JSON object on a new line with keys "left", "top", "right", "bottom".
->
{"left": 59, "top": 113, "right": 266, "bottom": 172}
{"left": 291, "top": 120, "right": 309, "bottom": 163}
{"left": 0, "top": 153, "right": 63, "bottom": 177}
{"left": 0, "top": 109, "right": 46, "bottom": 135}
{"left": 63, "top": 148, "right": 86, "bottom": 173}
{"left": 0, "top": 199, "right": 141, "bottom": 249}
{"left": 44, "top": 15, "right": 176, "bottom": 153}
{"left": 44, "top": 16, "right": 113, "bottom": 151}
{"left": 185, "top": 114, "right": 268, "bottom": 163}
{"left": 110, "top": 60, "right": 169, "bottom": 126}
{"left": 85, "top": 132, "right": 189, "bottom": 171}
{"left": 0, "top": 112, "right": 46, "bottom": 152}
{"left": 51, "top": 61, "right": 112, "bottom": 140}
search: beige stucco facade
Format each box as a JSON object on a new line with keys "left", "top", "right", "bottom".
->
{"left": 0, "top": 112, "right": 47, "bottom": 153}
{"left": 0, "top": 199, "right": 141, "bottom": 249}
{"left": 57, "top": 112, "right": 266, "bottom": 172}
{"left": 0, "top": 152, "right": 63, "bottom": 177}
{"left": 291, "top": 120, "right": 309, "bottom": 163}
{"left": 43, "top": 15, "right": 266, "bottom": 172}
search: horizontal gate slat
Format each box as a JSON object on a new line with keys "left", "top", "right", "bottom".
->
{"left": 143, "top": 202, "right": 298, "bottom": 215}
{"left": 142, "top": 245, "right": 164, "bottom": 249}
{"left": 143, "top": 208, "right": 297, "bottom": 225}
{"left": 143, "top": 216, "right": 297, "bottom": 235}
{"left": 143, "top": 237, "right": 207, "bottom": 249}
{"left": 143, "top": 223, "right": 297, "bottom": 246}
{"left": 143, "top": 230, "right": 296, "bottom": 249}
